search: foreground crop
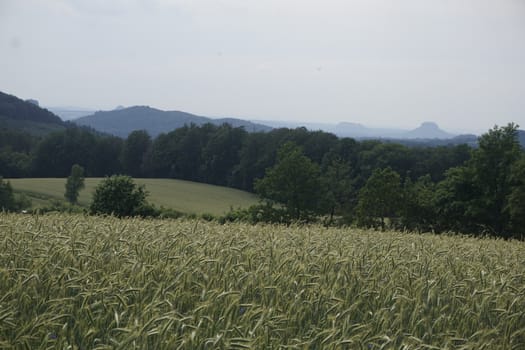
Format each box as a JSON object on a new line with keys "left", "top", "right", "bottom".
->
{"left": 1, "top": 214, "right": 524, "bottom": 349}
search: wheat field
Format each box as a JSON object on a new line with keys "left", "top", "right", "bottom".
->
{"left": 1, "top": 213, "right": 524, "bottom": 349}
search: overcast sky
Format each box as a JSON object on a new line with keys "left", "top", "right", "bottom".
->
{"left": 1, "top": 0, "right": 524, "bottom": 132}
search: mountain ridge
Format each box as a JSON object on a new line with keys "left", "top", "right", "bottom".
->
{"left": 256, "top": 119, "right": 457, "bottom": 140}
{"left": 0, "top": 91, "right": 66, "bottom": 135}
{"left": 74, "top": 106, "right": 272, "bottom": 137}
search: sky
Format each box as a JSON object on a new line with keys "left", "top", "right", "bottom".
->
{"left": 1, "top": 0, "right": 524, "bottom": 133}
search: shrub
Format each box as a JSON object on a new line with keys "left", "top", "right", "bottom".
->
{"left": 64, "top": 164, "right": 85, "bottom": 204}
{"left": 0, "top": 177, "right": 31, "bottom": 212}
{"left": 0, "top": 177, "right": 16, "bottom": 211}
{"left": 90, "top": 175, "right": 150, "bottom": 217}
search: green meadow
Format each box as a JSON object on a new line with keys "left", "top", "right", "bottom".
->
{"left": 8, "top": 178, "right": 258, "bottom": 215}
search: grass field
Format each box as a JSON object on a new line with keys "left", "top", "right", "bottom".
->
{"left": 8, "top": 178, "right": 259, "bottom": 215}
{"left": 1, "top": 213, "right": 524, "bottom": 349}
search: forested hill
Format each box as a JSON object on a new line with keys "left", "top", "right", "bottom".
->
{"left": 0, "top": 91, "right": 66, "bottom": 135}
{"left": 74, "top": 106, "right": 272, "bottom": 137}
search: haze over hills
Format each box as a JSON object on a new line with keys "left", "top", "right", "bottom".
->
{"left": 74, "top": 106, "right": 272, "bottom": 138}
{"left": 256, "top": 119, "right": 457, "bottom": 140}
{"left": 42, "top": 102, "right": 525, "bottom": 146}
{"left": 71, "top": 102, "right": 469, "bottom": 140}
{"left": 2, "top": 90, "right": 523, "bottom": 148}
{"left": 47, "top": 106, "right": 97, "bottom": 121}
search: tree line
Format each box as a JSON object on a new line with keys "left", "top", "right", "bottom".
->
{"left": 1, "top": 123, "right": 523, "bottom": 237}
{"left": 0, "top": 124, "right": 471, "bottom": 184}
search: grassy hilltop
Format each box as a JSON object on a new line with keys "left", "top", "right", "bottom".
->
{"left": 1, "top": 213, "right": 524, "bottom": 349}
{"left": 8, "top": 178, "right": 258, "bottom": 215}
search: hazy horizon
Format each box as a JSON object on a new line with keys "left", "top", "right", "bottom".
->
{"left": 45, "top": 104, "right": 480, "bottom": 135}
{"left": 1, "top": 0, "right": 524, "bottom": 134}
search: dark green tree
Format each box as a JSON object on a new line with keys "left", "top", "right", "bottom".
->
{"left": 0, "top": 149, "right": 32, "bottom": 177}
{"left": 401, "top": 174, "right": 436, "bottom": 232}
{"left": 433, "top": 166, "right": 478, "bottom": 233}
{"left": 92, "top": 136, "right": 123, "bottom": 176}
{"left": 468, "top": 123, "right": 522, "bottom": 235}
{"left": 254, "top": 142, "right": 321, "bottom": 221}
{"left": 356, "top": 167, "right": 403, "bottom": 230}
{"left": 230, "top": 132, "right": 270, "bottom": 191}
{"left": 32, "top": 127, "right": 96, "bottom": 177}
{"left": 505, "top": 155, "right": 525, "bottom": 233}
{"left": 319, "top": 157, "right": 353, "bottom": 224}
{"left": 143, "top": 132, "right": 178, "bottom": 178}
{"left": 434, "top": 123, "right": 522, "bottom": 236}
{"left": 64, "top": 164, "right": 85, "bottom": 204}
{"left": 90, "top": 175, "right": 150, "bottom": 217}
{"left": 202, "top": 124, "right": 247, "bottom": 185}
{"left": 0, "top": 177, "right": 16, "bottom": 211}
{"left": 166, "top": 124, "right": 216, "bottom": 181}
{"left": 121, "top": 130, "right": 151, "bottom": 177}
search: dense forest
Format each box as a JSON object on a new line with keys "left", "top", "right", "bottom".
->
{"left": 1, "top": 120, "right": 524, "bottom": 237}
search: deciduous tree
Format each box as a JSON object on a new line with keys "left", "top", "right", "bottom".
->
{"left": 64, "top": 164, "right": 85, "bottom": 204}
{"left": 356, "top": 167, "right": 403, "bottom": 230}
{"left": 254, "top": 142, "right": 321, "bottom": 221}
{"left": 0, "top": 177, "right": 16, "bottom": 211}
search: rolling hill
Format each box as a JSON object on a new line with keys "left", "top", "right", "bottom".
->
{"left": 0, "top": 91, "right": 66, "bottom": 135}
{"left": 8, "top": 178, "right": 259, "bottom": 215}
{"left": 74, "top": 106, "right": 272, "bottom": 137}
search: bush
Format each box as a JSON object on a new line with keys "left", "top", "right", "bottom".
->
{"left": 0, "top": 177, "right": 16, "bottom": 211}
{"left": 33, "top": 199, "right": 84, "bottom": 215}
{"left": 0, "top": 177, "right": 31, "bottom": 212}
{"left": 90, "top": 175, "right": 151, "bottom": 217}
{"left": 158, "top": 207, "right": 185, "bottom": 219}
{"left": 218, "top": 203, "right": 298, "bottom": 225}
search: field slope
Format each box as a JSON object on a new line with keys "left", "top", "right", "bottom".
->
{"left": 8, "top": 178, "right": 258, "bottom": 215}
{"left": 1, "top": 213, "right": 524, "bottom": 349}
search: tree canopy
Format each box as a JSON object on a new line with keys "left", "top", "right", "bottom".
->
{"left": 356, "top": 167, "right": 403, "bottom": 230}
{"left": 1, "top": 119, "right": 524, "bottom": 237}
{"left": 254, "top": 142, "right": 321, "bottom": 221}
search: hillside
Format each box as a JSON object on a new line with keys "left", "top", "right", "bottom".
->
{"left": 74, "top": 106, "right": 272, "bottom": 137}
{"left": 8, "top": 178, "right": 259, "bottom": 215}
{"left": 0, "top": 91, "right": 66, "bottom": 135}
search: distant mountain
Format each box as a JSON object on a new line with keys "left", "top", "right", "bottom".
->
{"left": 403, "top": 122, "right": 454, "bottom": 139}
{"left": 74, "top": 106, "right": 272, "bottom": 137}
{"left": 258, "top": 119, "right": 457, "bottom": 140}
{"left": 253, "top": 119, "right": 337, "bottom": 131}
{"left": 212, "top": 117, "right": 271, "bottom": 131}
{"left": 0, "top": 91, "right": 66, "bottom": 135}
{"left": 332, "top": 122, "right": 405, "bottom": 138}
